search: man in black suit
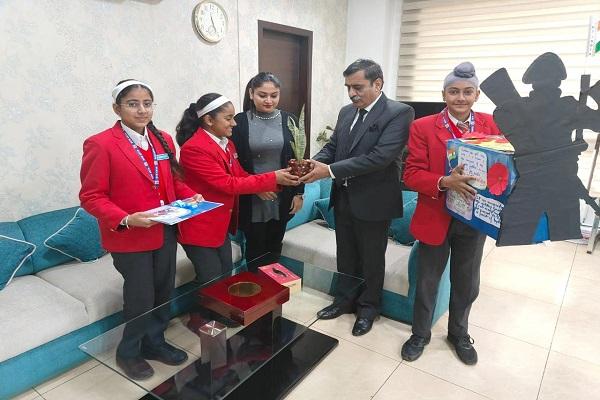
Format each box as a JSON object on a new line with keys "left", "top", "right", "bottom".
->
{"left": 300, "top": 59, "right": 414, "bottom": 336}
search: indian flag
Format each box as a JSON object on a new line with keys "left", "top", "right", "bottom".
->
{"left": 588, "top": 17, "right": 600, "bottom": 56}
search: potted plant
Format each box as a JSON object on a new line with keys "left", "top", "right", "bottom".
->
{"left": 287, "top": 106, "right": 312, "bottom": 177}
{"left": 316, "top": 125, "right": 334, "bottom": 149}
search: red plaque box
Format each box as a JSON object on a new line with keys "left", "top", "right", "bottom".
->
{"left": 199, "top": 272, "right": 289, "bottom": 326}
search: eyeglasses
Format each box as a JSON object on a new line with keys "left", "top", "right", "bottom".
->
{"left": 119, "top": 102, "right": 156, "bottom": 110}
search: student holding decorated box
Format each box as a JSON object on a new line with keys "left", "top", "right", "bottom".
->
{"left": 401, "top": 63, "right": 501, "bottom": 365}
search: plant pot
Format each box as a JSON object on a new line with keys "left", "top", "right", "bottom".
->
{"left": 288, "top": 159, "right": 312, "bottom": 177}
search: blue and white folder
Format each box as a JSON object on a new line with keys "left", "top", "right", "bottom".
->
{"left": 147, "top": 198, "right": 223, "bottom": 225}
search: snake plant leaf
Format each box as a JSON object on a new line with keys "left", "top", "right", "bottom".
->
{"left": 287, "top": 105, "right": 306, "bottom": 160}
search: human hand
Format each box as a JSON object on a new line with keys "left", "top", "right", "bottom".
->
{"left": 289, "top": 195, "right": 303, "bottom": 214}
{"left": 190, "top": 193, "right": 204, "bottom": 203}
{"left": 299, "top": 160, "right": 329, "bottom": 183}
{"left": 127, "top": 212, "right": 159, "bottom": 228}
{"left": 440, "top": 164, "right": 477, "bottom": 202}
{"left": 257, "top": 192, "right": 278, "bottom": 201}
{"left": 275, "top": 168, "right": 300, "bottom": 186}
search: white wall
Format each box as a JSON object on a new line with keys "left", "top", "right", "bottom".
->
{"left": 345, "top": 0, "right": 404, "bottom": 99}
{"left": 0, "top": 0, "right": 348, "bottom": 220}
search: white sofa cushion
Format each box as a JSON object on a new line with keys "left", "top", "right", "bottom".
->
{"left": 282, "top": 220, "right": 411, "bottom": 296}
{"left": 0, "top": 275, "right": 88, "bottom": 362}
{"left": 36, "top": 243, "right": 243, "bottom": 323}
{"left": 35, "top": 254, "right": 123, "bottom": 323}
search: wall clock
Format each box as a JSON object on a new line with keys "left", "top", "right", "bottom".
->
{"left": 193, "top": 1, "right": 228, "bottom": 43}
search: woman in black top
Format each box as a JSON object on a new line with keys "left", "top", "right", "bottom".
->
{"left": 231, "top": 72, "right": 304, "bottom": 268}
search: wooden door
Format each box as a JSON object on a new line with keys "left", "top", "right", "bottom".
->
{"left": 258, "top": 21, "right": 312, "bottom": 157}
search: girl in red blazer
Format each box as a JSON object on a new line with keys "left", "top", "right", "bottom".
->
{"left": 79, "top": 80, "right": 203, "bottom": 381}
{"left": 176, "top": 93, "right": 298, "bottom": 283}
{"left": 401, "top": 63, "right": 501, "bottom": 366}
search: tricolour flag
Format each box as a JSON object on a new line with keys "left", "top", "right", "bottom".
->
{"left": 587, "top": 17, "right": 600, "bottom": 56}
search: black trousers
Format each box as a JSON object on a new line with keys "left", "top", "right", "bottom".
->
{"left": 412, "top": 218, "right": 486, "bottom": 339}
{"left": 111, "top": 225, "right": 177, "bottom": 359}
{"left": 183, "top": 237, "right": 233, "bottom": 284}
{"left": 333, "top": 188, "right": 390, "bottom": 319}
{"left": 243, "top": 219, "right": 288, "bottom": 270}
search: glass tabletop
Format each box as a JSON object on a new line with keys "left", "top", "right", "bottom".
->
{"left": 79, "top": 253, "right": 364, "bottom": 400}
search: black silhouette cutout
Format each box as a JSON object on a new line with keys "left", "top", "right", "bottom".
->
{"left": 481, "top": 52, "right": 600, "bottom": 246}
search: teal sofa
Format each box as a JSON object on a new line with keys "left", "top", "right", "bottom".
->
{"left": 0, "top": 207, "right": 242, "bottom": 399}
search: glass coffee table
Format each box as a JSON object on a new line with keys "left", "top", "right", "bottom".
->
{"left": 80, "top": 254, "right": 363, "bottom": 400}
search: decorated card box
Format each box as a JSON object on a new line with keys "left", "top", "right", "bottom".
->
{"left": 445, "top": 136, "right": 548, "bottom": 242}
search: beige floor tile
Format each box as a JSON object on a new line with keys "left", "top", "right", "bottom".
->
{"left": 313, "top": 314, "right": 412, "bottom": 361}
{"left": 480, "top": 258, "right": 569, "bottom": 304}
{"left": 373, "top": 364, "right": 489, "bottom": 400}
{"left": 42, "top": 363, "right": 146, "bottom": 400}
{"left": 572, "top": 245, "right": 600, "bottom": 282}
{"left": 283, "top": 288, "right": 332, "bottom": 324}
{"left": 563, "top": 276, "right": 600, "bottom": 318}
{"left": 552, "top": 307, "right": 600, "bottom": 366}
{"left": 410, "top": 324, "right": 548, "bottom": 400}
{"left": 482, "top": 237, "right": 496, "bottom": 262}
{"left": 284, "top": 336, "right": 399, "bottom": 400}
{"left": 538, "top": 351, "right": 600, "bottom": 400}
{"left": 470, "top": 285, "right": 560, "bottom": 348}
{"left": 484, "top": 241, "right": 575, "bottom": 274}
{"left": 10, "top": 389, "right": 42, "bottom": 400}
{"left": 34, "top": 358, "right": 99, "bottom": 394}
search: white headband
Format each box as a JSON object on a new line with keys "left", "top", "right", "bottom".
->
{"left": 196, "top": 96, "right": 231, "bottom": 118}
{"left": 112, "top": 80, "right": 153, "bottom": 104}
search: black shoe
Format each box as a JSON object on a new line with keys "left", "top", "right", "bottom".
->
{"left": 401, "top": 334, "right": 430, "bottom": 362}
{"left": 141, "top": 343, "right": 189, "bottom": 366}
{"left": 116, "top": 356, "right": 154, "bottom": 381}
{"left": 352, "top": 317, "right": 376, "bottom": 336}
{"left": 317, "top": 304, "right": 345, "bottom": 320}
{"left": 447, "top": 333, "right": 478, "bottom": 365}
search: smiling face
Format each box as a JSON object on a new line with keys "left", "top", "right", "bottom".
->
{"left": 442, "top": 80, "right": 480, "bottom": 121}
{"left": 250, "top": 81, "right": 280, "bottom": 113}
{"left": 204, "top": 102, "right": 237, "bottom": 137}
{"left": 344, "top": 70, "right": 382, "bottom": 110}
{"left": 112, "top": 87, "right": 154, "bottom": 134}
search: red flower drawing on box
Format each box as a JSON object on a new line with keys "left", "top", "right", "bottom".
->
{"left": 487, "top": 162, "right": 509, "bottom": 195}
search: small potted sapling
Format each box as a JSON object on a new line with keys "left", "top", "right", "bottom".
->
{"left": 287, "top": 106, "right": 312, "bottom": 177}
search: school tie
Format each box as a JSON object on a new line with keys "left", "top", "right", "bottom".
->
{"left": 349, "top": 108, "right": 368, "bottom": 137}
{"left": 456, "top": 120, "right": 470, "bottom": 134}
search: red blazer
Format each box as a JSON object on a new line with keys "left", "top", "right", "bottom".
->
{"left": 80, "top": 121, "right": 195, "bottom": 252}
{"left": 178, "top": 128, "right": 278, "bottom": 248}
{"left": 404, "top": 111, "right": 501, "bottom": 245}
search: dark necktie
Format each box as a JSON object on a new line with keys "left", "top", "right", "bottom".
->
{"left": 456, "top": 120, "right": 470, "bottom": 134}
{"left": 349, "top": 108, "right": 367, "bottom": 137}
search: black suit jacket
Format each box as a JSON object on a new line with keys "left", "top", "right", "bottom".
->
{"left": 231, "top": 111, "right": 304, "bottom": 231}
{"left": 314, "top": 93, "right": 414, "bottom": 221}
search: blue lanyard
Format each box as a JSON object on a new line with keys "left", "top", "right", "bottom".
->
{"left": 441, "top": 108, "right": 475, "bottom": 139}
{"left": 123, "top": 129, "right": 159, "bottom": 189}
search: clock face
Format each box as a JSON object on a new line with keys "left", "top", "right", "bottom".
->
{"left": 193, "top": 1, "right": 227, "bottom": 43}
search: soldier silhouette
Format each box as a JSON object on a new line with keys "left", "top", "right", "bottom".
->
{"left": 481, "top": 52, "right": 600, "bottom": 245}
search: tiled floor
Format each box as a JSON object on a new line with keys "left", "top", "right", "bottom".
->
{"left": 12, "top": 239, "right": 600, "bottom": 400}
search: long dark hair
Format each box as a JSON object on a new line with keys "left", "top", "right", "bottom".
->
{"left": 175, "top": 93, "right": 232, "bottom": 147}
{"left": 242, "top": 72, "right": 282, "bottom": 113}
{"left": 115, "top": 79, "right": 183, "bottom": 178}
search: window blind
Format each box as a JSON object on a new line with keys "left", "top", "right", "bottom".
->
{"left": 396, "top": 0, "right": 600, "bottom": 113}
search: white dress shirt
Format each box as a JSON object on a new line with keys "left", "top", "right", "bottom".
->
{"left": 205, "top": 130, "right": 229, "bottom": 152}
{"left": 121, "top": 122, "right": 150, "bottom": 150}
{"left": 328, "top": 92, "right": 383, "bottom": 179}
